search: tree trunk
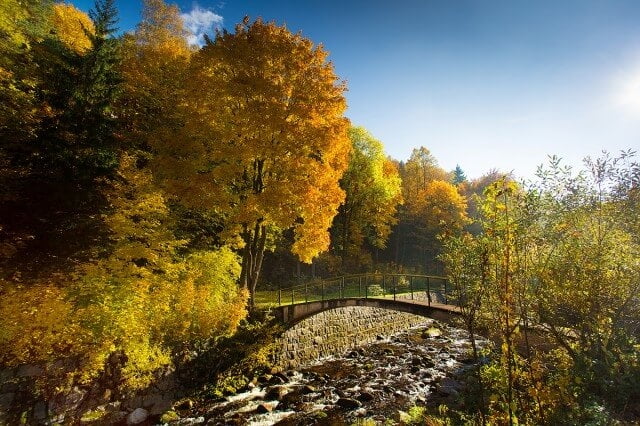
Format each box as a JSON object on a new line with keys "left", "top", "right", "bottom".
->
{"left": 240, "top": 220, "right": 267, "bottom": 308}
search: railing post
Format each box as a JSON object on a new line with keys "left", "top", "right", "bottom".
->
{"left": 358, "top": 276, "right": 362, "bottom": 297}
{"left": 321, "top": 281, "right": 325, "bottom": 301}
{"left": 365, "top": 275, "right": 368, "bottom": 299}
{"left": 341, "top": 276, "right": 344, "bottom": 299}
{"left": 291, "top": 289, "right": 294, "bottom": 305}
{"left": 305, "top": 282, "right": 308, "bottom": 303}
{"left": 427, "top": 276, "right": 431, "bottom": 306}
{"left": 410, "top": 276, "right": 414, "bottom": 300}
{"left": 393, "top": 275, "right": 396, "bottom": 301}
{"left": 443, "top": 279, "right": 447, "bottom": 304}
{"left": 382, "top": 274, "right": 386, "bottom": 295}
{"left": 278, "top": 285, "right": 281, "bottom": 306}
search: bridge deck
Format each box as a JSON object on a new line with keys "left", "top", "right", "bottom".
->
{"left": 273, "top": 296, "right": 461, "bottom": 325}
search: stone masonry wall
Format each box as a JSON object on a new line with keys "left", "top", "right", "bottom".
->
{"left": 0, "top": 359, "right": 183, "bottom": 425}
{"left": 274, "top": 306, "right": 430, "bottom": 370}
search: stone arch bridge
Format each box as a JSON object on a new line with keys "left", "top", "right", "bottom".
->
{"left": 262, "top": 274, "right": 462, "bottom": 369}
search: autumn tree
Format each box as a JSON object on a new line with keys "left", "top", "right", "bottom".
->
{"left": 119, "top": 0, "right": 192, "bottom": 148}
{"left": 402, "top": 147, "right": 450, "bottom": 200}
{"left": 51, "top": 3, "right": 95, "bottom": 54}
{"left": 391, "top": 146, "right": 461, "bottom": 271}
{"left": 0, "top": 0, "right": 53, "bottom": 146}
{"left": 331, "top": 126, "right": 402, "bottom": 271}
{"left": 153, "top": 18, "right": 350, "bottom": 305}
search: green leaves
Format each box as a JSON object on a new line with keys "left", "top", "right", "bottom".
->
{"left": 441, "top": 152, "right": 640, "bottom": 422}
{"left": 331, "top": 126, "right": 402, "bottom": 269}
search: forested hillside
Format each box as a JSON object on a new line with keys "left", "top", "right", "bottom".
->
{"left": 1, "top": 0, "right": 638, "bottom": 424}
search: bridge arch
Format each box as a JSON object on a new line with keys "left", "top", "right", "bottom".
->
{"left": 271, "top": 299, "right": 460, "bottom": 370}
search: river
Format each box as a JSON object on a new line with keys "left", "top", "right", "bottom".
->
{"left": 175, "top": 319, "right": 486, "bottom": 425}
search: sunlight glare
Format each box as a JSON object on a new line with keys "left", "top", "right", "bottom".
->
{"left": 613, "top": 63, "right": 640, "bottom": 118}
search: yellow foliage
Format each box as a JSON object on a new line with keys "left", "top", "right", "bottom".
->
{"left": 402, "top": 146, "right": 450, "bottom": 202}
{"left": 150, "top": 17, "right": 350, "bottom": 297}
{"left": 0, "top": 155, "right": 248, "bottom": 392}
{"left": 413, "top": 180, "right": 469, "bottom": 237}
{"left": 0, "top": 282, "right": 85, "bottom": 367}
{"left": 155, "top": 18, "right": 350, "bottom": 261}
{"left": 51, "top": 3, "right": 94, "bottom": 54}
{"left": 119, "top": 0, "right": 191, "bottom": 143}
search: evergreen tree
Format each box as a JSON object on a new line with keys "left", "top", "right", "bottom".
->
{"left": 452, "top": 164, "right": 467, "bottom": 185}
{"left": 72, "top": 0, "right": 121, "bottom": 178}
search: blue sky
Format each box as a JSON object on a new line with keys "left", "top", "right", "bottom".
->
{"left": 73, "top": 0, "right": 640, "bottom": 179}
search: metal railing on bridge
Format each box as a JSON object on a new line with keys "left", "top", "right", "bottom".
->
{"left": 256, "top": 273, "right": 450, "bottom": 307}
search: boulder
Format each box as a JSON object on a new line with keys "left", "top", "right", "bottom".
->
{"left": 337, "top": 397, "right": 362, "bottom": 410}
{"left": 126, "top": 408, "right": 148, "bottom": 425}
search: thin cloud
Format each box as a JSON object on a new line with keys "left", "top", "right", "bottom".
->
{"left": 181, "top": 5, "right": 223, "bottom": 46}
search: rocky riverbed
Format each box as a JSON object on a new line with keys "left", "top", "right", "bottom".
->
{"left": 166, "top": 319, "right": 487, "bottom": 425}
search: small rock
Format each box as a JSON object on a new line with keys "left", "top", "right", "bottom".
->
{"left": 257, "top": 374, "right": 272, "bottom": 384}
{"left": 354, "top": 407, "right": 367, "bottom": 417}
{"left": 439, "top": 388, "right": 459, "bottom": 398}
{"left": 255, "top": 403, "right": 273, "bottom": 414}
{"left": 0, "top": 393, "right": 15, "bottom": 410}
{"left": 300, "top": 385, "right": 316, "bottom": 394}
{"left": 294, "top": 401, "right": 316, "bottom": 412}
{"left": 337, "top": 397, "right": 362, "bottom": 410}
{"left": 274, "top": 372, "right": 290, "bottom": 383}
{"left": 268, "top": 375, "right": 286, "bottom": 385}
{"left": 356, "top": 392, "right": 375, "bottom": 402}
{"left": 16, "top": 365, "right": 44, "bottom": 377}
{"left": 109, "top": 411, "right": 128, "bottom": 424}
{"left": 265, "top": 386, "right": 289, "bottom": 401}
{"left": 33, "top": 401, "right": 47, "bottom": 421}
{"left": 174, "top": 399, "right": 193, "bottom": 410}
{"left": 437, "top": 378, "right": 463, "bottom": 398}
{"left": 126, "top": 408, "right": 148, "bottom": 425}
{"left": 160, "top": 410, "right": 180, "bottom": 423}
{"left": 423, "top": 327, "right": 442, "bottom": 338}
{"left": 176, "top": 417, "right": 205, "bottom": 425}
